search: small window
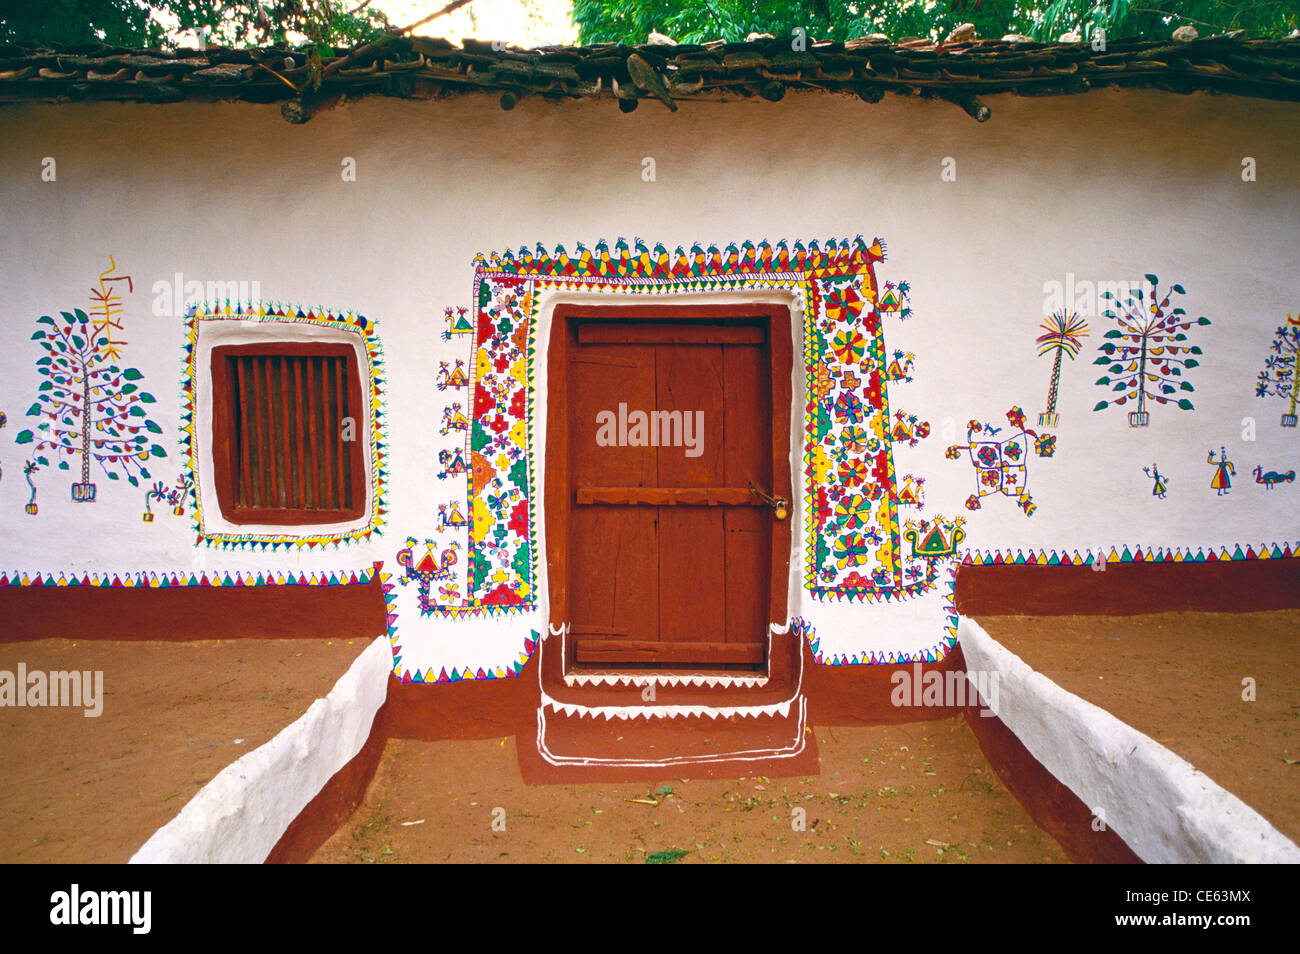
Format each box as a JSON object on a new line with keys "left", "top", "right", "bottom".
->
{"left": 210, "top": 342, "right": 366, "bottom": 525}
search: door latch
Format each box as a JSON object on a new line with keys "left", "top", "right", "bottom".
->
{"left": 748, "top": 482, "right": 788, "bottom": 521}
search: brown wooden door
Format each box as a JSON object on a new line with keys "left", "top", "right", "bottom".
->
{"left": 562, "top": 318, "right": 777, "bottom": 669}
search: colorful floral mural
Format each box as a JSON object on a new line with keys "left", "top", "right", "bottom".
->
{"left": 408, "top": 236, "right": 959, "bottom": 633}
{"left": 804, "top": 260, "right": 946, "bottom": 603}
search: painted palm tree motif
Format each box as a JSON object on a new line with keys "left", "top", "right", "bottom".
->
{"left": 1255, "top": 315, "right": 1299, "bottom": 427}
{"left": 1035, "top": 310, "right": 1089, "bottom": 427}
{"left": 1093, "top": 274, "right": 1209, "bottom": 428}
{"left": 23, "top": 459, "right": 39, "bottom": 514}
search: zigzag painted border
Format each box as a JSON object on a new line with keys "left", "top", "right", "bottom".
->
{"left": 476, "top": 236, "right": 884, "bottom": 281}
{"left": 393, "top": 625, "right": 539, "bottom": 685}
{"left": 792, "top": 563, "right": 961, "bottom": 666}
{"left": 180, "top": 302, "right": 387, "bottom": 550}
{"left": 0, "top": 565, "right": 376, "bottom": 588}
{"left": 960, "top": 542, "right": 1300, "bottom": 565}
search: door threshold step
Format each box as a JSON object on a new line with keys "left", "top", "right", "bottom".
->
{"left": 564, "top": 669, "right": 770, "bottom": 689}
{"left": 531, "top": 690, "right": 811, "bottom": 776}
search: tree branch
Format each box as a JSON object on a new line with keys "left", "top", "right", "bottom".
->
{"left": 322, "top": 0, "right": 478, "bottom": 78}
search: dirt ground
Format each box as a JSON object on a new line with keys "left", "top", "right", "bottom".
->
{"left": 10, "top": 612, "right": 1289, "bottom": 865}
{"left": 978, "top": 611, "right": 1300, "bottom": 846}
{"left": 312, "top": 717, "right": 1069, "bottom": 864}
{"left": 0, "top": 637, "right": 369, "bottom": 863}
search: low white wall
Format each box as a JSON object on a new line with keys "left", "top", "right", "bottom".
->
{"left": 130, "top": 634, "right": 390, "bottom": 864}
{"left": 958, "top": 617, "right": 1300, "bottom": 864}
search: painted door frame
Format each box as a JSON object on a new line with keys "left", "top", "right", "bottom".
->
{"left": 543, "top": 301, "right": 797, "bottom": 693}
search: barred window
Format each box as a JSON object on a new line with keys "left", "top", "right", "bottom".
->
{"left": 210, "top": 343, "right": 365, "bottom": 524}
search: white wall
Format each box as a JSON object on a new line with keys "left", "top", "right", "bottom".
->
{"left": 0, "top": 89, "right": 1296, "bottom": 677}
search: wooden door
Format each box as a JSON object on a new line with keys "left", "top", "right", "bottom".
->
{"left": 554, "top": 313, "right": 787, "bottom": 670}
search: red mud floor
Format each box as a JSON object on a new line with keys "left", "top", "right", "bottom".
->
{"left": 0, "top": 637, "right": 370, "bottom": 863}
{"left": 312, "top": 719, "right": 1069, "bottom": 864}
{"left": 978, "top": 611, "right": 1300, "bottom": 847}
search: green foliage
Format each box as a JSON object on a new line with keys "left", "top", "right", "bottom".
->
{"left": 0, "top": 0, "right": 168, "bottom": 46}
{"left": 1030, "top": 0, "right": 1298, "bottom": 42}
{"left": 573, "top": 0, "right": 1299, "bottom": 44}
{"left": 645, "top": 847, "right": 690, "bottom": 863}
{"left": 0, "top": 0, "right": 393, "bottom": 49}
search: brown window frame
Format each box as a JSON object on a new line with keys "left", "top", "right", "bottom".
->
{"left": 209, "top": 341, "right": 368, "bottom": 526}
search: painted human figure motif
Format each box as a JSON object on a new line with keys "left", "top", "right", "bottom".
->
{"left": 1207, "top": 447, "right": 1235, "bottom": 495}
{"left": 1143, "top": 464, "right": 1168, "bottom": 499}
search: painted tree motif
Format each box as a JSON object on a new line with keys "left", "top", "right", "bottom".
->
{"left": 1255, "top": 315, "right": 1299, "bottom": 427}
{"left": 1035, "top": 310, "right": 1089, "bottom": 427}
{"left": 14, "top": 260, "right": 166, "bottom": 501}
{"left": 1093, "top": 274, "right": 1209, "bottom": 427}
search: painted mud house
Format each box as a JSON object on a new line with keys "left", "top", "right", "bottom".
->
{"left": 1, "top": 29, "right": 1297, "bottom": 859}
